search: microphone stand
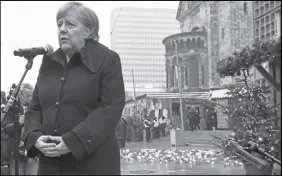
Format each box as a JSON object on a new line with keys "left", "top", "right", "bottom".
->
{"left": 245, "top": 146, "right": 282, "bottom": 166}
{"left": 263, "top": 151, "right": 281, "bottom": 166}
{"left": 1, "top": 55, "right": 35, "bottom": 176}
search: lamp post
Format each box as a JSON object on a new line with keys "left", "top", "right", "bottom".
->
{"left": 174, "top": 40, "right": 185, "bottom": 130}
{"left": 168, "top": 39, "right": 186, "bottom": 147}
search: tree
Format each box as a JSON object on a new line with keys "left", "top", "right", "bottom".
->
{"left": 213, "top": 36, "right": 281, "bottom": 166}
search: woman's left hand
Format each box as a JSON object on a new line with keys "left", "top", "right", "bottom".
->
{"left": 45, "top": 136, "right": 71, "bottom": 157}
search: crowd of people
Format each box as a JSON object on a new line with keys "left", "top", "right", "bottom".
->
{"left": 143, "top": 99, "right": 168, "bottom": 143}
{"left": 141, "top": 100, "right": 219, "bottom": 143}
{"left": 185, "top": 106, "right": 218, "bottom": 131}
{"left": 1, "top": 84, "right": 39, "bottom": 175}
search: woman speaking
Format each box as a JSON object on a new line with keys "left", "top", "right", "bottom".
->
{"left": 23, "top": 1, "right": 125, "bottom": 175}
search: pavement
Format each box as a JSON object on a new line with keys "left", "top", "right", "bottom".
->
{"left": 12, "top": 132, "right": 245, "bottom": 175}
{"left": 121, "top": 135, "right": 246, "bottom": 175}
{"left": 121, "top": 160, "right": 245, "bottom": 175}
{"left": 124, "top": 136, "right": 221, "bottom": 151}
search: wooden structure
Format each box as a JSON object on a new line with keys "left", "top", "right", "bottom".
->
{"left": 254, "top": 60, "right": 281, "bottom": 127}
{"left": 123, "top": 91, "right": 215, "bottom": 130}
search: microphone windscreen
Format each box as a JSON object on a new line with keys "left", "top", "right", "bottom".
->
{"left": 45, "top": 44, "right": 54, "bottom": 55}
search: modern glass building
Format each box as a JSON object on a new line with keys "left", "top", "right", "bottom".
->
{"left": 253, "top": 1, "right": 281, "bottom": 41}
{"left": 110, "top": 7, "right": 180, "bottom": 98}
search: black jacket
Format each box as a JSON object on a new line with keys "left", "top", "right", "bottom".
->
{"left": 148, "top": 109, "right": 162, "bottom": 122}
{"left": 23, "top": 39, "right": 125, "bottom": 175}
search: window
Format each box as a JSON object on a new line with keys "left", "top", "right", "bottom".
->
{"left": 265, "top": 3, "right": 269, "bottom": 11}
{"left": 266, "top": 33, "right": 270, "bottom": 40}
{"left": 180, "top": 40, "right": 184, "bottom": 50}
{"left": 255, "top": 1, "right": 259, "bottom": 9}
{"left": 201, "top": 64, "right": 205, "bottom": 85}
{"left": 260, "top": 26, "right": 265, "bottom": 34}
{"left": 260, "top": 18, "right": 265, "bottom": 26}
{"left": 197, "top": 38, "right": 201, "bottom": 48}
{"left": 266, "top": 23, "right": 270, "bottom": 32}
{"left": 270, "top": 1, "right": 274, "bottom": 8}
{"left": 265, "top": 15, "right": 270, "bottom": 23}
{"left": 271, "top": 30, "right": 275, "bottom": 37}
{"left": 260, "top": 6, "right": 264, "bottom": 14}
{"left": 255, "top": 20, "right": 260, "bottom": 28}
{"left": 271, "top": 13, "right": 275, "bottom": 21}
{"left": 244, "top": 2, "right": 247, "bottom": 13}
{"left": 255, "top": 9, "right": 259, "bottom": 17}
{"left": 271, "top": 21, "right": 275, "bottom": 30}
{"left": 256, "top": 29, "right": 259, "bottom": 36}
{"left": 187, "top": 1, "right": 190, "bottom": 9}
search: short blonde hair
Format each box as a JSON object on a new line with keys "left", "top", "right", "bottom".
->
{"left": 56, "top": 1, "right": 100, "bottom": 41}
{"left": 19, "top": 83, "right": 33, "bottom": 95}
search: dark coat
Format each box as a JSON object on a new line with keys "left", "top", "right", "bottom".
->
{"left": 148, "top": 109, "right": 162, "bottom": 122}
{"left": 1, "top": 100, "right": 23, "bottom": 166}
{"left": 211, "top": 111, "right": 218, "bottom": 129}
{"left": 189, "top": 112, "right": 200, "bottom": 126}
{"left": 116, "top": 118, "right": 127, "bottom": 139}
{"left": 23, "top": 39, "right": 125, "bottom": 175}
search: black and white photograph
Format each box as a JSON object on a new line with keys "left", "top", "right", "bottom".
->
{"left": 1, "top": 1, "right": 282, "bottom": 175}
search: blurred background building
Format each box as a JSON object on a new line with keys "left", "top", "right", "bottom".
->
{"left": 161, "top": 1, "right": 255, "bottom": 129}
{"left": 110, "top": 7, "right": 179, "bottom": 100}
{"left": 251, "top": 1, "right": 282, "bottom": 122}
{"left": 163, "top": 1, "right": 254, "bottom": 90}
{"left": 253, "top": 1, "right": 281, "bottom": 41}
{"left": 251, "top": 1, "right": 281, "bottom": 86}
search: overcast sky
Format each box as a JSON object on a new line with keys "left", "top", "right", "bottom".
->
{"left": 1, "top": 1, "right": 179, "bottom": 92}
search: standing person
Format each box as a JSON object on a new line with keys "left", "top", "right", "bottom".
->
{"left": 143, "top": 117, "right": 151, "bottom": 142}
{"left": 159, "top": 108, "right": 167, "bottom": 137}
{"left": 9, "top": 83, "right": 39, "bottom": 175}
{"left": 148, "top": 99, "right": 162, "bottom": 121}
{"left": 205, "top": 109, "right": 213, "bottom": 130}
{"left": 199, "top": 116, "right": 207, "bottom": 130}
{"left": 152, "top": 117, "right": 160, "bottom": 139}
{"left": 148, "top": 99, "right": 162, "bottom": 137}
{"left": 115, "top": 117, "right": 127, "bottom": 148}
{"left": 1, "top": 88, "right": 24, "bottom": 175}
{"left": 185, "top": 108, "right": 191, "bottom": 131}
{"left": 211, "top": 108, "right": 218, "bottom": 130}
{"left": 159, "top": 117, "right": 166, "bottom": 137}
{"left": 23, "top": 2, "right": 125, "bottom": 175}
{"left": 189, "top": 106, "right": 200, "bottom": 131}
{"left": 195, "top": 108, "right": 201, "bottom": 130}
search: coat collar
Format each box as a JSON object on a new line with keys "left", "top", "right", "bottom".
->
{"left": 48, "top": 39, "right": 109, "bottom": 73}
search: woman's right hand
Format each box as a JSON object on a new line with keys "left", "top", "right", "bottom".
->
{"left": 35, "top": 135, "right": 57, "bottom": 156}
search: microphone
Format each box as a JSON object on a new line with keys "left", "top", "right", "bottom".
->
{"left": 225, "top": 140, "right": 270, "bottom": 170}
{"left": 247, "top": 141, "right": 265, "bottom": 154}
{"left": 247, "top": 141, "right": 281, "bottom": 165}
{"left": 13, "top": 44, "right": 53, "bottom": 57}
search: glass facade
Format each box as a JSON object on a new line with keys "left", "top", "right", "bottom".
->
{"left": 253, "top": 1, "right": 281, "bottom": 41}
{"left": 110, "top": 7, "right": 180, "bottom": 93}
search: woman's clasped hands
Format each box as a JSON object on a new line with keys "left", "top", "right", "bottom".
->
{"left": 35, "top": 135, "right": 70, "bottom": 157}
